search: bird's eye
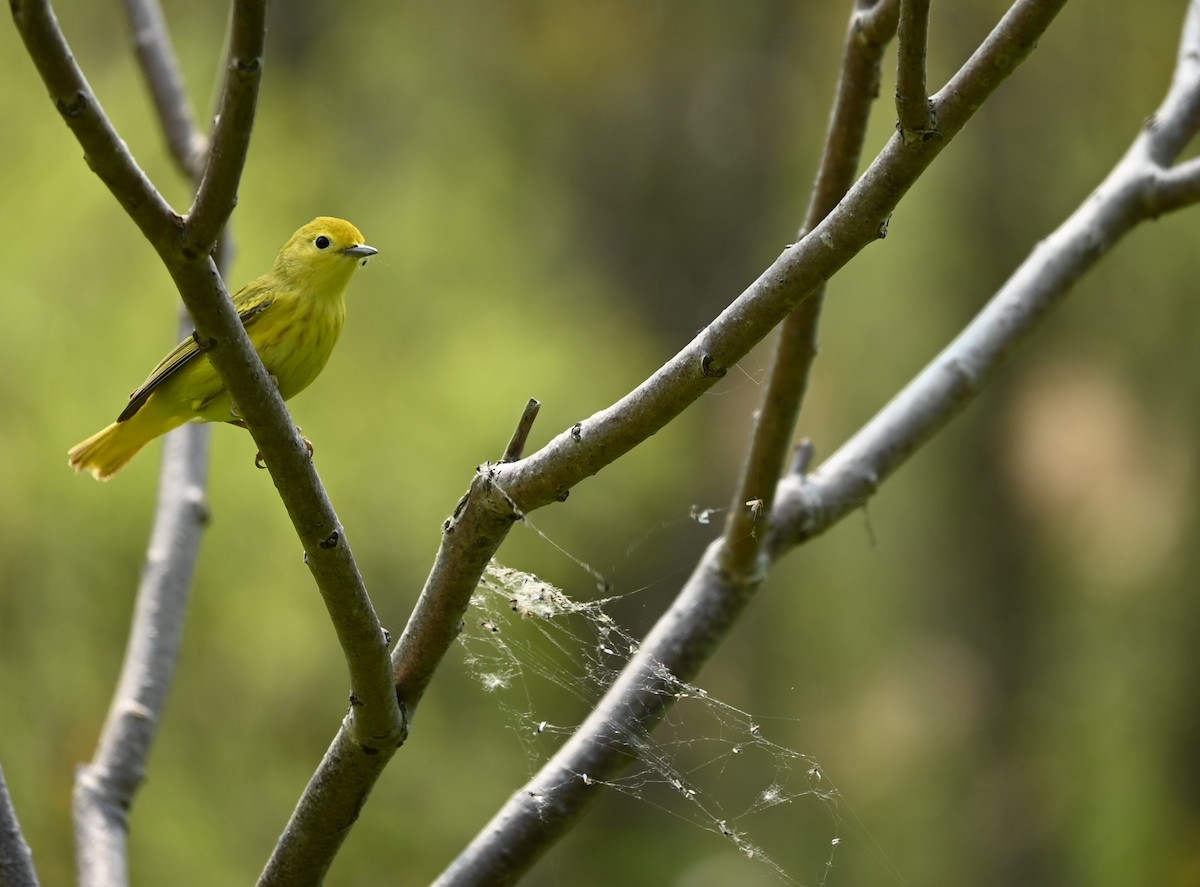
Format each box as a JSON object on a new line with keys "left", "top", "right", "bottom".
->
{"left": 314, "top": 235, "right": 331, "bottom": 250}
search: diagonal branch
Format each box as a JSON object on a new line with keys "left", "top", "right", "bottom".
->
{"left": 260, "top": 467, "right": 523, "bottom": 885}
{"left": 770, "top": 0, "right": 1200, "bottom": 557}
{"left": 11, "top": 0, "right": 179, "bottom": 246}
{"left": 494, "top": 0, "right": 1070, "bottom": 515}
{"left": 386, "top": 0, "right": 1067, "bottom": 762}
{"left": 411, "top": 1, "right": 1081, "bottom": 884}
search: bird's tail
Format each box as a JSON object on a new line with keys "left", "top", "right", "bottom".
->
{"left": 68, "top": 409, "right": 188, "bottom": 480}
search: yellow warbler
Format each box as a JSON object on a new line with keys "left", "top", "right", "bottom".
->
{"left": 68, "top": 217, "right": 377, "bottom": 480}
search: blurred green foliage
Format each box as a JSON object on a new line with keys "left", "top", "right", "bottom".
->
{"left": 2, "top": 1, "right": 1200, "bottom": 885}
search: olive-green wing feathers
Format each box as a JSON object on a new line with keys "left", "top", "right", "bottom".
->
{"left": 117, "top": 298, "right": 274, "bottom": 422}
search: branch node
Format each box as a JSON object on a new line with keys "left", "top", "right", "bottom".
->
{"left": 895, "top": 101, "right": 942, "bottom": 145}
{"left": 790, "top": 438, "right": 816, "bottom": 478}
{"left": 320, "top": 530, "right": 341, "bottom": 550}
{"left": 57, "top": 90, "right": 86, "bottom": 117}
{"left": 570, "top": 422, "right": 583, "bottom": 442}
{"left": 700, "top": 354, "right": 727, "bottom": 378}
{"left": 190, "top": 329, "right": 216, "bottom": 350}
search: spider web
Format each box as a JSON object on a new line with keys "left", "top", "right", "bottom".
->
{"left": 457, "top": 512, "right": 846, "bottom": 885}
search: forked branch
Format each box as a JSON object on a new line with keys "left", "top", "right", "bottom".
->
{"left": 433, "top": 1, "right": 1200, "bottom": 883}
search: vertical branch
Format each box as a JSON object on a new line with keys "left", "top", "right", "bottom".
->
{"left": 183, "top": 0, "right": 266, "bottom": 253}
{"left": 72, "top": 4, "right": 219, "bottom": 885}
{"left": 73, "top": 432, "right": 212, "bottom": 887}
{"left": 0, "top": 765, "right": 38, "bottom": 887}
{"left": 120, "top": 0, "right": 207, "bottom": 179}
{"left": 719, "top": 0, "right": 899, "bottom": 578}
{"left": 896, "top": 0, "right": 938, "bottom": 141}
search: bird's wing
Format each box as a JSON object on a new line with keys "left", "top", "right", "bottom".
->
{"left": 117, "top": 294, "right": 275, "bottom": 422}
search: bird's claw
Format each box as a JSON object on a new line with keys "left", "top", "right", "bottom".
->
{"left": 253, "top": 427, "right": 314, "bottom": 470}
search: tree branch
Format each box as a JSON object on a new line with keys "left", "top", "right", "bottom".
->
{"left": 120, "top": 0, "right": 207, "bottom": 180}
{"left": 501, "top": 398, "right": 542, "bottom": 463}
{"left": 10, "top": 0, "right": 179, "bottom": 246}
{"left": 770, "top": 0, "right": 1200, "bottom": 557}
{"left": 74, "top": 425, "right": 211, "bottom": 887}
{"left": 379, "top": 13, "right": 1075, "bottom": 876}
{"left": 14, "top": 0, "right": 401, "bottom": 746}
{"left": 14, "top": 4, "right": 405, "bottom": 880}
{"left": 72, "top": 5, "right": 219, "bottom": 884}
{"left": 183, "top": 0, "right": 266, "bottom": 255}
{"left": 720, "top": 0, "right": 898, "bottom": 582}
{"left": 0, "top": 765, "right": 38, "bottom": 887}
{"left": 895, "top": 0, "right": 938, "bottom": 141}
{"left": 1146, "top": 0, "right": 1200, "bottom": 166}
{"left": 493, "top": 0, "right": 1069, "bottom": 515}
{"left": 259, "top": 468, "right": 522, "bottom": 886}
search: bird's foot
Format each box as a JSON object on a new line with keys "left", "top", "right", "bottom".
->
{"left": 255, "top": 427, "right": 314, "bottom": 470}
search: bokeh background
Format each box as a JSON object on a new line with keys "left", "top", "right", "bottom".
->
{"left": 3, "top": 2, "right": 1199, "bottom": 885}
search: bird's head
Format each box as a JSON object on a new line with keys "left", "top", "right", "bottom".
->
{"left": 273, "top": 217, "right": 378, "bottom": 290}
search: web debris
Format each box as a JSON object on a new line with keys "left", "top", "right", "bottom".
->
{"left": 460, "top": 557, "right": 844, "bottom": 885}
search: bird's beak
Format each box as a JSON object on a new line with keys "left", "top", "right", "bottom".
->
{"left": 342, "top": 243, "right": 379, "bottom": 258}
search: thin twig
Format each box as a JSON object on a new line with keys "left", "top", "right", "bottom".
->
{"left": 1150, "top": 155, "right": 1200, "bottom": 211}
{"left": 895, "top": 0, "right": 938, "bottom": 141}
{"left": 120, "top": 0, "right": 206, "bottom": 179}
{"left": 501, "top": 399, "right": 542, "bottom": 463}
{"left": 719, "top": 0, "right": 898, "bottom": 581}
{"left": 183, "top": 0, "right": 266, "bottom": 255}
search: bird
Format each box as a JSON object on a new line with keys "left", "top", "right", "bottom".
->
{"left": 68, "top": 217, "right": 377, "bottom": 480}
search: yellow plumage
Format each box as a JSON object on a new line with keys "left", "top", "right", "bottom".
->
{"left": 68, "top": 217, "right": 377, "bottom": 480}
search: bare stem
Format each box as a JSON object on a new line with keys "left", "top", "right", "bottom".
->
{"left": 11, "top": 0, "right": 180, "bottom": 245}
{"left": 183, "top": 0, "right": 266, "bottom": 254}
{"left": 501, "top": 399, "right": 542, "bottom": 463}
{"left": 0, "top": 765, "right": 38, "bottom": 887}
{"left": 120, "top": 0, "right": 206, "bottom": 180}
{"left": 896, "top": 0, "right": 937, "bottom": 141}
{"left": 74, "top": 428, "right": 211, "bottom": 887}
{"left": 72, "top": 5, "right": 215, "bottom": 884}
{"left": 720, "top": 0, "right": 899, "bottom": 582}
